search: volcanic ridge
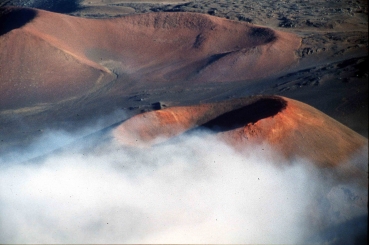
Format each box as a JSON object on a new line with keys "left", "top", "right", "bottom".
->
{"left": 113, "top": 95, "right": 367, "bottom": 175}
{"left": 0, "top": 6, "right": 301, "bottom": 109}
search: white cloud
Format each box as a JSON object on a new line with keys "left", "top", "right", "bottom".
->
{"left": 0, "top": 130, "right": 367, "bottom": 244}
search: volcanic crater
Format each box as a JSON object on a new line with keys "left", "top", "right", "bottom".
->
{"left": 0, "top": 7, "right": 301, "bottom": 110}
{"left": 0, "top": 1, "right": 368, "bottom": 243}
{"left": 113, "top": 95, "right": 367, "bottom": 180}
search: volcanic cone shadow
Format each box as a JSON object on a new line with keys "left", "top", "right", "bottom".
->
{"left": 32, "top": 0, "right": 82, "bottom": 13}
{"left": 0, "top": 7, "right": 37, "bottom": 36}
{"left": 249, "top": 27, "right": 277, "bottom": 44}
{"left": 201, "top": 97, "right": 287, "bottom": 132}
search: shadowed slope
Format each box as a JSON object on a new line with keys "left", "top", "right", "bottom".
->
{"left": 1, "top": 0, "right": 82, "bottom": 13}
{"left": 202, "top": 97, "right": 287, "bottom": 131}
{"left": 0, "top": 7, "right": 37, "bottom": 35}
{"left": 0, "top": 7, "right": 301, "bottom": 109}
{"left": 112, "top": 95, "right": 368, "bottom": 177}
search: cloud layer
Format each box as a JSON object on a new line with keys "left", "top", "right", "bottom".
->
{"left": 0, "top": 130, "right": 367, "bottom": 244}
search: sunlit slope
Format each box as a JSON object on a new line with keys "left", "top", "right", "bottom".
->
{"left": 113, "top": 95, "right": 368, "bottom": 178}
{"left": 0, "top": 7, "right": 301, "bottom": 109}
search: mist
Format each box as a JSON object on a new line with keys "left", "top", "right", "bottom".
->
{"left": 0, "top": 128, "right": 367, "bottom": 244}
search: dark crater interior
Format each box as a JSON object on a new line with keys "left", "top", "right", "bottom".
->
{"left": 201, "top": 97, "right": 287, "bottom": 132}
{"left": 1, "top": 0, "right": 81, "bottom": 13}
{"left": 0, "top": 7, "right": 37, "bottom": 36}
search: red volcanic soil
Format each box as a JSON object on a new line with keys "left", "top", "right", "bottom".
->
{"left": 211, "top": 97, "right": 367, "bottom": 168}
{"left": 0, "top": 7, "right": 301, "bottom": 109}
{"left": 113, "top": 95, "right": 368, "bottom": 177}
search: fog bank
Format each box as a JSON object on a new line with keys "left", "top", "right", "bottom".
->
{"left": 0, "top": 130, "right": 367, "bottom": 244}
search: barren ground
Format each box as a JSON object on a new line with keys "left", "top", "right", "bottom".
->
{"left": 0, "top": 0, "right": 367, "bottom": 243}
{"left": 0, "top": 0, "right": 367, "bottom": 156}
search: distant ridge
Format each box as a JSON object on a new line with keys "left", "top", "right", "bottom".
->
{"left": 0, "top": 0, "right": 81, "bottom": 13}
{"left": 0, "top": 7, "right": 301, "bottom": 109}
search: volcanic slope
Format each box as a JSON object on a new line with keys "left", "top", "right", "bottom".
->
{"left": 0, "top": 7, "right": 301, "bottom": 109}
{"left": 112, "top": 95, "right": 368, "bottom": 182}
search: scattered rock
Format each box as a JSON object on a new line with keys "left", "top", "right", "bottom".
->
{"left": 152, "top": 101, "right": 168, "bottom": 110}
{"left": 208, "top": 8, "right": 217, "bottom": 15}
{"left": 279, "top": 16, "right": 297, "bottom": 28}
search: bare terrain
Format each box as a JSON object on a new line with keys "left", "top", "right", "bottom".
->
{"left": 114, "top": 95, "right": 367, "bottom": 172}
{"left": 0, "top": 0, "right": 367, "bottom": 151}
{"left": 0, "top": 0, "right": 368, "bottom": 243}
